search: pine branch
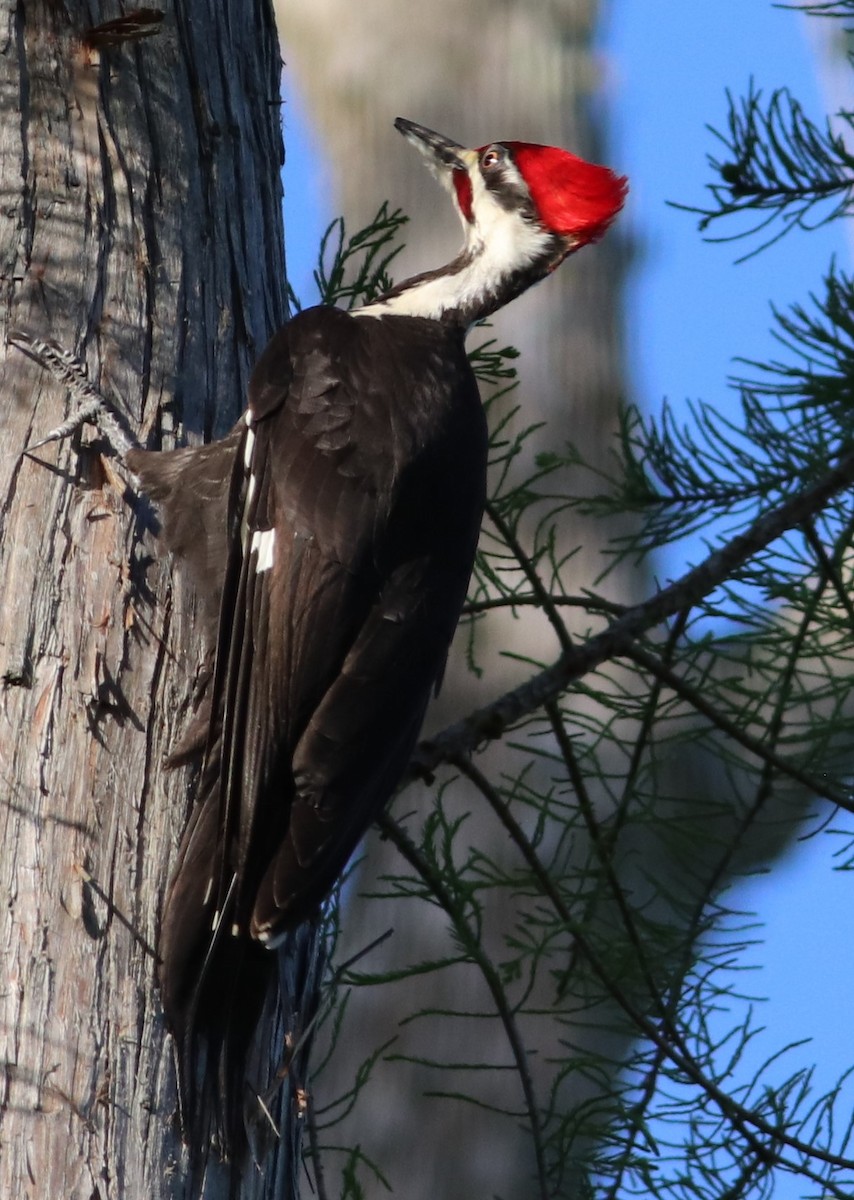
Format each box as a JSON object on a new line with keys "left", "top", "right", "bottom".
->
{"left": 781, "top": 1, "right": 854, "bottom": 16}
{"left": 311, "top": 204, "right": 408, "bottom": 308}
{"left": 375, "top": 811, "right": 551, "bottom": 1200}
{"left": 672, "top": 84, "right": 854, "bottom": 258}
{"left": 413, "top": 746, "right": 854, "bottom": 1187}
{"left": 408, "top": 440, "right": 854, "bottom": 790}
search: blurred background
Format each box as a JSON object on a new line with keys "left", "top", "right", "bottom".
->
{"left": 272, "top": 3, "right": 853, "bottom": 1196}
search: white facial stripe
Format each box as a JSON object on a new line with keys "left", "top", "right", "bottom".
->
{"left": 466, "top": 160, "right": 547, "bottom": 274}
{"left": 251, "top": 527, "right": 276, "bottom": 573}
{"left": 354, "top": 159, "right": 552, "bottom": 324}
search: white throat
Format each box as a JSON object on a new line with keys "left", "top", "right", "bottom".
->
{"left": 354, "top": 171, "right": 558, "bottom": 326}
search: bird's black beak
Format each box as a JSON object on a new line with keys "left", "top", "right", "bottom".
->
{"left": 394, "top": 117, "right": 471, "bottom": 174}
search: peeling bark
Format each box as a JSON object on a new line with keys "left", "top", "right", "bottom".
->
{"left": 0, "top": 2, "right": 300, "bottom": 1195}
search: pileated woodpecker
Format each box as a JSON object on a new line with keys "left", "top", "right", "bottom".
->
{"left": 127, "top": 118, "right": 626, "bottom": 1155}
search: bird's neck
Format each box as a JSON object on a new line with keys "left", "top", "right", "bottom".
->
{"left": 354, "top": 236, "right": 565, "bottom": 328}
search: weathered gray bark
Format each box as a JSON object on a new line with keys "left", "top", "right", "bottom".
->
{"left": 0, "top": 3, "right": 300, "bottom": 1196}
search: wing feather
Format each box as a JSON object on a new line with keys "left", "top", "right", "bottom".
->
{"left": 151, "top": 305, "right": 487, "bottom": 1153}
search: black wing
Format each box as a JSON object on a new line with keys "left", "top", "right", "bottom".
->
{"left": 132, "top": 306, "right": 487, "bottom": 1155}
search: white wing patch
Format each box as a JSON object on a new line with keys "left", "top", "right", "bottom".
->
{"left": 255, "top": 921, "right": 289, "bottom": 948}
{"left": 240, "top": 424, "right": 258, "bottom": 551}
{"left": 243, "top": 426, "right": 256, "bottom": 468}
{"left": 251, "top": 527, "right": 276, "bottom": 573}
{"left": 239, "top": 425, "right": 275, "bottom": 572}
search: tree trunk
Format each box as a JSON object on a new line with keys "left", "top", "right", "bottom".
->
{"left": 0, "top": 2, "right": 301, "bottom": 1196}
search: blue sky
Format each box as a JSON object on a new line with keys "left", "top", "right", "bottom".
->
{"left": 281, "top": 91, "right": 333, "bottom": 308}
{"left": 281, "top": 4, "right": 853, "bottom": 1192}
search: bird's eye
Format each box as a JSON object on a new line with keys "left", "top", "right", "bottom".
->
{"left": 481, "top": 146, "right": 503, "bottom": 170}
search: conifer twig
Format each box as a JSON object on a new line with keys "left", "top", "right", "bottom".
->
{"left": 409, "top": 442, "right": 854, "bottom": 782}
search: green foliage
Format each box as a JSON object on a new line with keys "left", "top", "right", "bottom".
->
{"left": 292, "top": 14, "right": 854, "bottom": 1199}
{"left": 673, "top": 83, "right": 854, "bottom": 258}
{"left": 288, "top": 203, "right": 409, "bottom": 311}
{"left": 579, "top": 266, "right": 854, "bottom": 560}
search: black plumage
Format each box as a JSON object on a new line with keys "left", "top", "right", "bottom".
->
{"left": 129, "top": 307, "right": 487, "bottom": 1149}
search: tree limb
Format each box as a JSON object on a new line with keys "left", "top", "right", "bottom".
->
{"left": 409, "top": 445, "right": 854, "bottom": 779}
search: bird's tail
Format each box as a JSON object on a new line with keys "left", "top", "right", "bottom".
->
{"left": 157, "top": 792, "right": 263, "bottom": 1158}
{"left": 157, "top": 790, "right": 327, "bottom": 1176}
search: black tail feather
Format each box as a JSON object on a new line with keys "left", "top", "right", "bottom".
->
{"left": 158, "top": 795, "right": 327, "bottom": 1184}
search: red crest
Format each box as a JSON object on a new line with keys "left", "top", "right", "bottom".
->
{"left": 503, "top": 143, "right": 627, "bottom": 243}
